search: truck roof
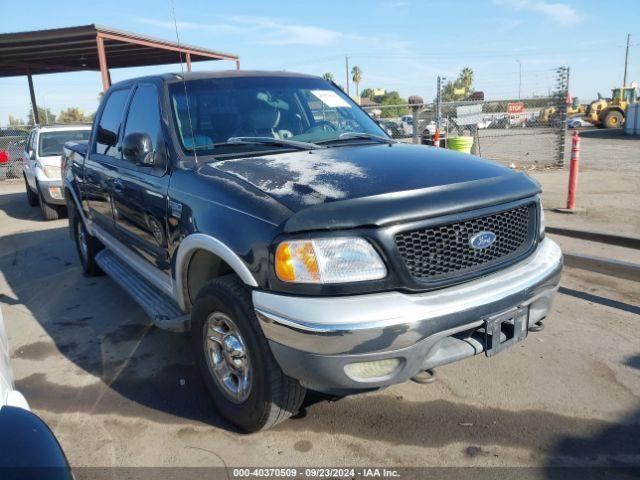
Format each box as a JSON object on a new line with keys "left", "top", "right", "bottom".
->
{"left": 34, "top": 124, "right": 92, "bottom": 132}
{"left": 109, "top": 70, "right": 321, "bottom": 89}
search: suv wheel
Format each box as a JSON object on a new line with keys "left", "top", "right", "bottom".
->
{"left": 37, "top": 183, "right": 61, "bottom": 221}
{"left": 24, "top": 176, "right": 38, "bottom": 207}
{"left": 73, "top": 213, "right": 103, "bottom": 276}
{"left": 191, "top": 275, "right": 306, "bottom": 432}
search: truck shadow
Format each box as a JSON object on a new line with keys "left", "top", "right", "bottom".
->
{"left": 1, "top": 223, "right": 236, "bottom": 431}
{"left": 0, "top": 191, "right": 46, "bottom": 222}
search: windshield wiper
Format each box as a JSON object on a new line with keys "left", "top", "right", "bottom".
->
{"left": 225, "top": 136, "right": 321, "bottom": 150}
{"left": 318, "top": 132, "right": 397, "bottom": 145}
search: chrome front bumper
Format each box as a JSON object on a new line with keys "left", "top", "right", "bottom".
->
{"left": 254, "top": 238, "right": 562, "bottom": 392}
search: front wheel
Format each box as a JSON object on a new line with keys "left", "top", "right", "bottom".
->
{"left": 25, "top": 176, "right": 38, "bottom": 207}
{"left": 603, "top": 110, "right": 624, "bottom": 129}
{"left": 191, "top": 275, "right": 306, "bottom": 432}
{"left": 37, "top": 183, "right": 61, "bottom": 220}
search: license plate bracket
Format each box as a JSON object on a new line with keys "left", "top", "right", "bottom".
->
{"left": 484, "top": 307, "right": 529, "bottom": 357}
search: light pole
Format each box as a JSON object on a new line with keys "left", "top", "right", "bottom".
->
{"left": 516, "top": 60, "right": 522, "bottom": 99}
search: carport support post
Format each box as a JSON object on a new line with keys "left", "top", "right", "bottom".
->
{"left": 185, "top": 52, "right": 192, "bottom": 72}
{"left": 96, "top": 35, "right": 110, "bottom": 92}
{"left": 27, "top": 70, "right": 39, "bottom": 124}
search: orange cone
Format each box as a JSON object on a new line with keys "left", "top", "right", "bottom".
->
{"left": 433, "top": 129, "right": 440, "bottom": 147}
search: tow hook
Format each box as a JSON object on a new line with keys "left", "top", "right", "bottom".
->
{"left": 411, "top": 368, "right": 437, "bottom": 384}
{"left": 528, "top": 320, "right": 545, "bottom": 332}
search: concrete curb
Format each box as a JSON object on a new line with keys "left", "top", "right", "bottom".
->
{"left": 564, "top": 253, "right": 640, "bottom": 282}
{"left": 547, "top": 227, "right": 640, "bottom": 250}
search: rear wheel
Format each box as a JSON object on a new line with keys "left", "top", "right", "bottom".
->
{"left": 73, "top": 213, "right": 103, "bottom": 276}
{"left": 24, "top": 176, "right": 38, "bottom": 207}
{"left": 191, "top": 275, "right": 306, "bottom": 432}
{"left": 603, "top": 110, "right": 624, "bottom": 129}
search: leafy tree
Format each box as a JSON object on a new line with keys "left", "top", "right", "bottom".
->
{"left": 459, "top": 67, "right": 473, "bottom": 91}
{"left": 440, "top": 67, "right": 475, "bottom": 102}
{"left": 351, "top": 66, "right": 362, "bottom": 98}
{"left": 58, "top": 107, "right": 88, "bottom": 123}
{"left": 322, "top": 72, "right": 335, "bottom": 82}
{"left": 379, "top": 91, "right": 409, "bottom": 118}
{"left": 360, "top": 88, "right": 376, "bottom": 100}
{"left": 27, "top": 107, "right": 56, "bottom": 125}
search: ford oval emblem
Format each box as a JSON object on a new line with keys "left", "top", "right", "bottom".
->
{"left": 470, "top": 231, "right": 496, "bottom": 249}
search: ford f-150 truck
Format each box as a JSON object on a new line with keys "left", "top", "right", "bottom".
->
{"left": 62, "top": 71, "right": 562, "bottom": 432}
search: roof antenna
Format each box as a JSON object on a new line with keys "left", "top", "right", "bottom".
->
{"left": 170, "top": 0, "right": 198, "bottom": 167}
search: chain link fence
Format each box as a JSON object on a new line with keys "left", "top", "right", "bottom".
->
{"left": 0, "top": 126, "right": 29, "bottom": 180}
{"left": 363, "top": 66, "right": 570, "bottom": 169}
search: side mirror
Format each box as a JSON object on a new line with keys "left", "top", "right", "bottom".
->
{"left": 122, "top": 132, "right": 154, "bottom": 166}
{"left": 27, "top": 149, "right": 34, "bottom": 160}
{"left": 96, "top": 126, "right": 117, "bottom": 147}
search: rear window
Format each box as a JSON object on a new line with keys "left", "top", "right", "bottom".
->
{"left": 38, "top": 130, "right": 90, "bottom": 157}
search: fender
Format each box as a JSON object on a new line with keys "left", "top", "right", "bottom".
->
{"left": 63, "top": 178, "right": 92, "bottom": 235}
{"left": 174, "top": 233, "right": 258, "bottom": 310}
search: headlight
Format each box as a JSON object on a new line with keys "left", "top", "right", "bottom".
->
{"left": 539, "top": 199, "right": 546, "bottom": 239}
{"left": 43, "top": 165, "right": 61, "bottom": 178}
{"left": 275, "top": 237, "right": 387, "bottom": 284}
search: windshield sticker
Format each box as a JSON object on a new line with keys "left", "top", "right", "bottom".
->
{"left": 310, "top": 90, "right": 351, "bottom": 108}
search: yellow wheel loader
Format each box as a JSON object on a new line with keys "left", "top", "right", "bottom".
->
{"left": 585, "top": 85, "right": 639, "bottom": 128}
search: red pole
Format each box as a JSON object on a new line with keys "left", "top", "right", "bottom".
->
{"left": 566, "top": 130, "right": 580, "bottom": 210}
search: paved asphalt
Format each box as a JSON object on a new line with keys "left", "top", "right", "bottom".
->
{"left": 0, "top": 181, "right": 638, "bottom": 475}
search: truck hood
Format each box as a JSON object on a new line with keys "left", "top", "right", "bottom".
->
{"left": 210, "top": 143, "right": 540, "bottom": 232}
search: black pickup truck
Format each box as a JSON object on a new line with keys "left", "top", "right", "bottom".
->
{"left": 62, "top": 71, "right": 562, "bottom": 432}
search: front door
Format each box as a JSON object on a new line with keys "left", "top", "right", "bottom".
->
{"left": 111, "top": 84, "right": 170, "bottom": 272}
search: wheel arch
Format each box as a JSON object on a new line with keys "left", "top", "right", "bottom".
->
{"left": 63, "top": 179, "right": 92, "bottom": 234}
{"left": 175, "top": 233, "right": 258, "bottom": 311}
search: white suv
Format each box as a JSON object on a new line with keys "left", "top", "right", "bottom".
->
{"left": 22, "top": 125, "right": 91, "bottom": 220}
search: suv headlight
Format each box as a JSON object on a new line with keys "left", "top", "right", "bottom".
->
{"left": 43, "top": 165, "right": 61, "bottom": 178}
{"left": 275, "top": 237, "right": 387, "bottom": 284}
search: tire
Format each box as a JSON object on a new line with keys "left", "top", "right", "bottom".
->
{"left": 37, "top": 183, "right": 61, "bottom": 221}
{"left": 25, "top": 176, "right": 38, "bottom": 207}
{"left": 73, "top": 212, "right": 104, "bottom": 276}
{"left": 191, "top": 275, "right": 306, "bottom": 432}
{"left": 603, "top": 110, "right": 624, "bottom": 129}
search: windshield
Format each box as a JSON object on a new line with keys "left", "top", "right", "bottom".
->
{"left": 169, "top": 75, "right": 386, "bottom": 155}
{"left": 38, "top": 130, "right": 90, "bottom": 157}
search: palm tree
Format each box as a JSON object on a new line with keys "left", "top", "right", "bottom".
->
{"left": 322, "top": 72, "right": 335, "bottom": 82}
{"left": 351, "top": 66, "right": 362, "bottom": 98}
{"left": 458, "top": 67, "right": 474, "bottom": 92}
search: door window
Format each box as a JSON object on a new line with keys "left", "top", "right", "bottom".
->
{"left": 94, "top": 88, "right": 130, "bottom": 158}
{"left": 122, "top": 84, "right": 163, "bottom": 166}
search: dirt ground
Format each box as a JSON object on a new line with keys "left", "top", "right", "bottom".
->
{"left": 0, "top": 131, "right": 638, "bottom": 476}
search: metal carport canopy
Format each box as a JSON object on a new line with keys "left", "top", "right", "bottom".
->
{"left": 0, "top": 24, "right": 240, "bottom": 123}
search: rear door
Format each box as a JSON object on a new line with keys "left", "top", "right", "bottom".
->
{"left": 83, "top": 88, "right": 131, "bottom": 233}
{"left": 111, "top": 83, "right": 171, "bottom": 272}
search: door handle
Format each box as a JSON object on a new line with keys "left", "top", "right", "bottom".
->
{"left": 113, "top": 178, "right": 124, "bottom": 193}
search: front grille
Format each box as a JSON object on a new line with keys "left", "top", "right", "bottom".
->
{"left": 395, "top": 203, "right": 537, "bottom": 283}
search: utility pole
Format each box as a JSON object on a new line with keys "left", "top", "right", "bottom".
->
{"left": 345, "top": 55, "right": 350, "bottom": 96}
{"left": 516, "top": 60, "right": 522, "bottom": 99}
{"left": 623, "top": 33, "right": 631, "bottom": 86}
{"left": 436, "top": 76, "right": 442, "bottom": 131}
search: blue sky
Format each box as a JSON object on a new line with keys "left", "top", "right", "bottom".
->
{"left": 1, "top": 0, "right": 638, "bottom": 125}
